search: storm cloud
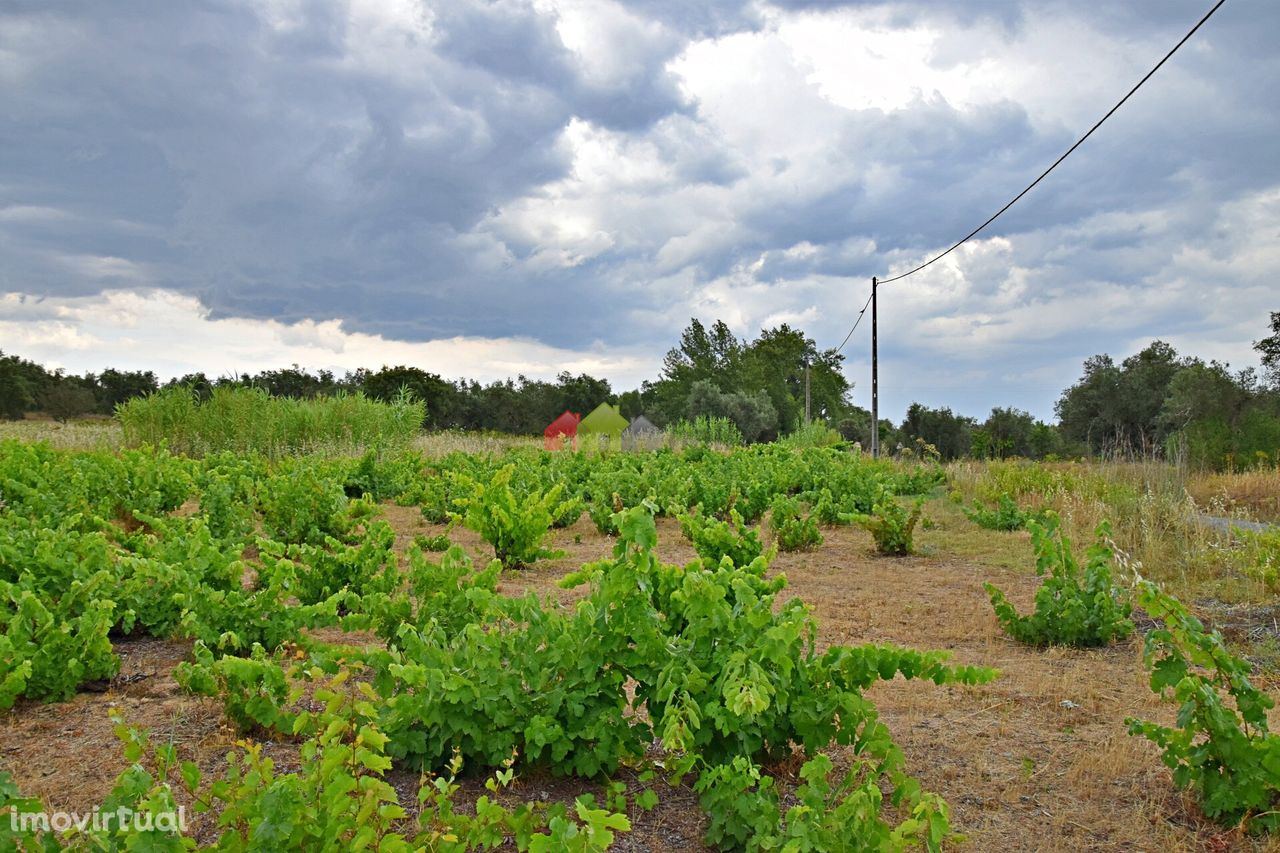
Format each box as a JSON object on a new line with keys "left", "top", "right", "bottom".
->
{"left": 2, "top": 0, "right": 1277, "bottom": 419}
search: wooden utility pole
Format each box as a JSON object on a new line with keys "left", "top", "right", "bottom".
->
{"left": 870, "top": 276, "right": 879, "bottom": 458}
{"left": 804, "top": 358, "right": 811, "bottom": 425}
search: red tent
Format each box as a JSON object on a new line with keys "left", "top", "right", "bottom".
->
{"left": 543, "top": 410, "right": 581, "bottom": 451}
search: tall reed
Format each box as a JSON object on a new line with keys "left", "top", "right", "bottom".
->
{"left": 117, "top": 386, "right": 424, "bottom": 458}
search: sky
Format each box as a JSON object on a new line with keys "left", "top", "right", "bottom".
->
{"left": 2, "top": 0, "right": 1277, "bottom": 422}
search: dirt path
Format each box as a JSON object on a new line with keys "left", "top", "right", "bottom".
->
{"left": 1196, "top": 514, "right": 1276, "bottom": 535}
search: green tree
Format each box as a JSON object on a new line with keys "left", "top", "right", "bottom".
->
{"left": 96, "top": 368, "right": 159, "bottom": 414}
{"left": 1254, "top": 311, "right": 1280, "bottom": 389}
{"left": 361, "top": 366, "right": 461, "bottom": 429}
{"left": 981, "top": 407, "right": 1036, "bottom": 458}
{"left": 0, "top": 351, "right": 43, "bottom": 419}
{"left": 686, "top": 380, "right": 777, "bottom": 443}
{"left": 553, "top": 372, "right": 613, "bottom": 418}
{"left": 900, "top": 403, "right": 974, "bottom": 460}
{"left": 40, "top": 383, "right": 97, "bottom": 423}
{"left": 1057, "top": 342, "right": 1186, "bottom": 455}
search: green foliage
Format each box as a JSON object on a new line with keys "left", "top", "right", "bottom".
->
{"left": 769, "top": 495, "right": 823, "bottom": 552}
{"left": 550, "top": 495, "right": 586, "bottom": 528}
{"left": 117, "top": 384, "right": 424, "bottom": 458}
{"left": 259, "top": 460, "right": 366, "bottom": 546}
{"left": 8, "top": 668, "right": 631, "bottom": 851}
{"left": 450, "top": 464, "right": 569, "bottom": 568}
{"left": 667, "top": 415, "right": 744, "bottom": 447}
{"left": 414, "top": 532, "right": 452, "bottom": 552}
{"left": 259, "top": 519, "right": 400, "bottom": 605}
{"left": 113, "top": 447, "right": 195, "bottom": 518}
{"left": 175, "top": 567, "right": 341, "bottom": 654}
{"left": 679, "top": 507, "right": 771, "bottom": 567}
{"left": 343, "top": 447, "right": 423, "bottom": 501}
{"left": 963, "top": 493, "right": 1049, "bottom": 531}
{"left": 779, "top": 422, "right": 845, "bottom": 449}
{"left": 985, "top": 515, "right": 1133, "bottom": 647}
{"left": 174, "top": 641, "right": 300, "bottom": 733}
{"left": 1127, "top": 579, "right": 1280, "bottom": 832}
{"left": 887, "top": 465, "right": 945, "bottom": 496}
{"left": 695, "top": 753, "right": 951, "bottom": 853}
{"left": 197, "top": 450, "right": 263, "bottom": 542}
{"left": 1233, "top": 526, "right": 1280, "bottom": 589}
{"left": 409, "top": 472, "right": 453, "bottom": 523}
{"left": 0, "top": 436, "right": 1000, "bottom": 850}
{"left": 847, "top": 497, "right": 924, "bottom": 556}
{"left": 352, "top": 544, "right": 502, "bottom": 641}
{"left": 0, "top": 580, "right": 118, "bottom": 708}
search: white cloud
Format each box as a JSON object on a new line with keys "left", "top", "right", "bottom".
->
{"left": 0, "top": 289, "right": 659, "bottom": 388}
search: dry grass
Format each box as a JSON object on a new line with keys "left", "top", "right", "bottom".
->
{"left": 0, "top": 419, "right": 545, "bottom": 459}
{"left": 0, "top": 419, "right": 123, "bottom": 451}
{"left": 410, "top": 430, "right": 542, "bottom": 458}
{"left": 946, "top": 459, "right": 1277, "bottom": 607}
{"left": 1188, "top": 467, "right": 1280, "bottom": 523}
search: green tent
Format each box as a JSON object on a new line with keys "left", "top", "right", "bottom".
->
{"left": 578, "top": 402, "right": 629, "bottom": 451}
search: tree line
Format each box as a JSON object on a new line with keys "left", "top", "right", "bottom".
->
{"left": 0, "top": 320, "right": 849, "bottom": 442}
{"left": 3, "top": 313, "right": 1277, "bottom": 468}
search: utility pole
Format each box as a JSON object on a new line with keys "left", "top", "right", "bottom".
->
{"left": 804, "top": 358, "right": 811, "bottom": 426}
{"left": 870, "top": 276, "right": 879, "bottom": 458}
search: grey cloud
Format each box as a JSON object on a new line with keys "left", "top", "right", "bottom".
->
{"left": 1, "top": 0, "right": 1277, "bottom": 421}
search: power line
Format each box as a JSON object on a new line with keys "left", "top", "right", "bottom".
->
{"left": 876, "top": 0, "right": 1228, "bottom": 286}
{"left": 835, "top": 290, "right": 874, "bottom": 353}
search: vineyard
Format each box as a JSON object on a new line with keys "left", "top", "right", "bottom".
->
{"left": 2, "top": 436, "right": 1279, "bottom": 851}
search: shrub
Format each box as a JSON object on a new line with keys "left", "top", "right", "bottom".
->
{"left": 769, "top": 495, "right": 823, "bottom": 552}
{"left": 343, "top": 448, "right": 423, "bottom": 502}
{"left": 696, "top": 753, "right": 952, "bottom": 853}
{"left": 11, "top": 668, "right": 633, "bottom": 851}
{"left": 1, "top": 572, "right": 119, "bottom": 708}
{"left": 679, "top": 507, "right": 770, "bottom": 567}
{"left": 40, "top": 384, "right": 97, "bottom": 423}
{"left": 985, "top": 515, "right": 1133, "bottom": 647}
{"left": 1232, "top": 526, "right": 1280, "bottom": 590}
{"left": 964, "top": 493, "right": 1049, "bottom": 532}
{"left": 450, "top": 464, "right": 570, "bottom": 569}
{"left": 779, "top": 423, "right": 845, "bottom": 449}
{"left": 197, "top": 451, "right": 262, "bottom": 542}
{"left": 847, "top": 498, "right": 924, "bottom": 556}
{"left": 259, "top": 519, "right": 400, "bottom": 605}
{"left": 414, "top": 532, "right": 451, "bottom": 552}
{"left": 260, "top": 461, "right": 365, "bottom": 546}
{"left": 1127, "top": 579, "right": 1280, "bottom": 832}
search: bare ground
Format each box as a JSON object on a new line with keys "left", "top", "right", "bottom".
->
{"left": 4, "top": 500, "right": 1278, "bottom": 851}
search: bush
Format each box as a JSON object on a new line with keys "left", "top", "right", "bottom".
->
{"left": 696, "top": 753, "right": 952, "bottom": 853}
{"left": 1127, "top": 579, "right": 1280, "bottom": 832}
{"left": 1233, "top": 526, "right": 1280, "bottom": 589}
{"left": 679, "top": 507, "right": 770, "bottom": 567}
{"left": 769, "top": 495, "right": 823, "bottom": 552}
{"left": 259, "top": 520, "right": 400, "bottom": 605}
{"left": 40, "top": 384, "right": 97, "bottom": 423}
{"left": 985, "top": 515, "right": 1133, "bottom": 647}
{"left": 260, "top": 461, "right": 365, "bottom": 546}
{"left": 450, "top": 464, "right": 570, "bottom": 569}
{"left": 779, "top": 423, "right": 845, "bottom": 449}
{"left": 413, "top": 532, "right": 451, "bottom": 552}
{"left": 964, "top": 493, "right": 1049, "bottom": 532}
{"left": 847, "top": 498, "right": 924, "bottom": 556}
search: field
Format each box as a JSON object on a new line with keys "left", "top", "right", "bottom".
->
{"left": 2, "top": 428, "right": 1280, "bottom": 851}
